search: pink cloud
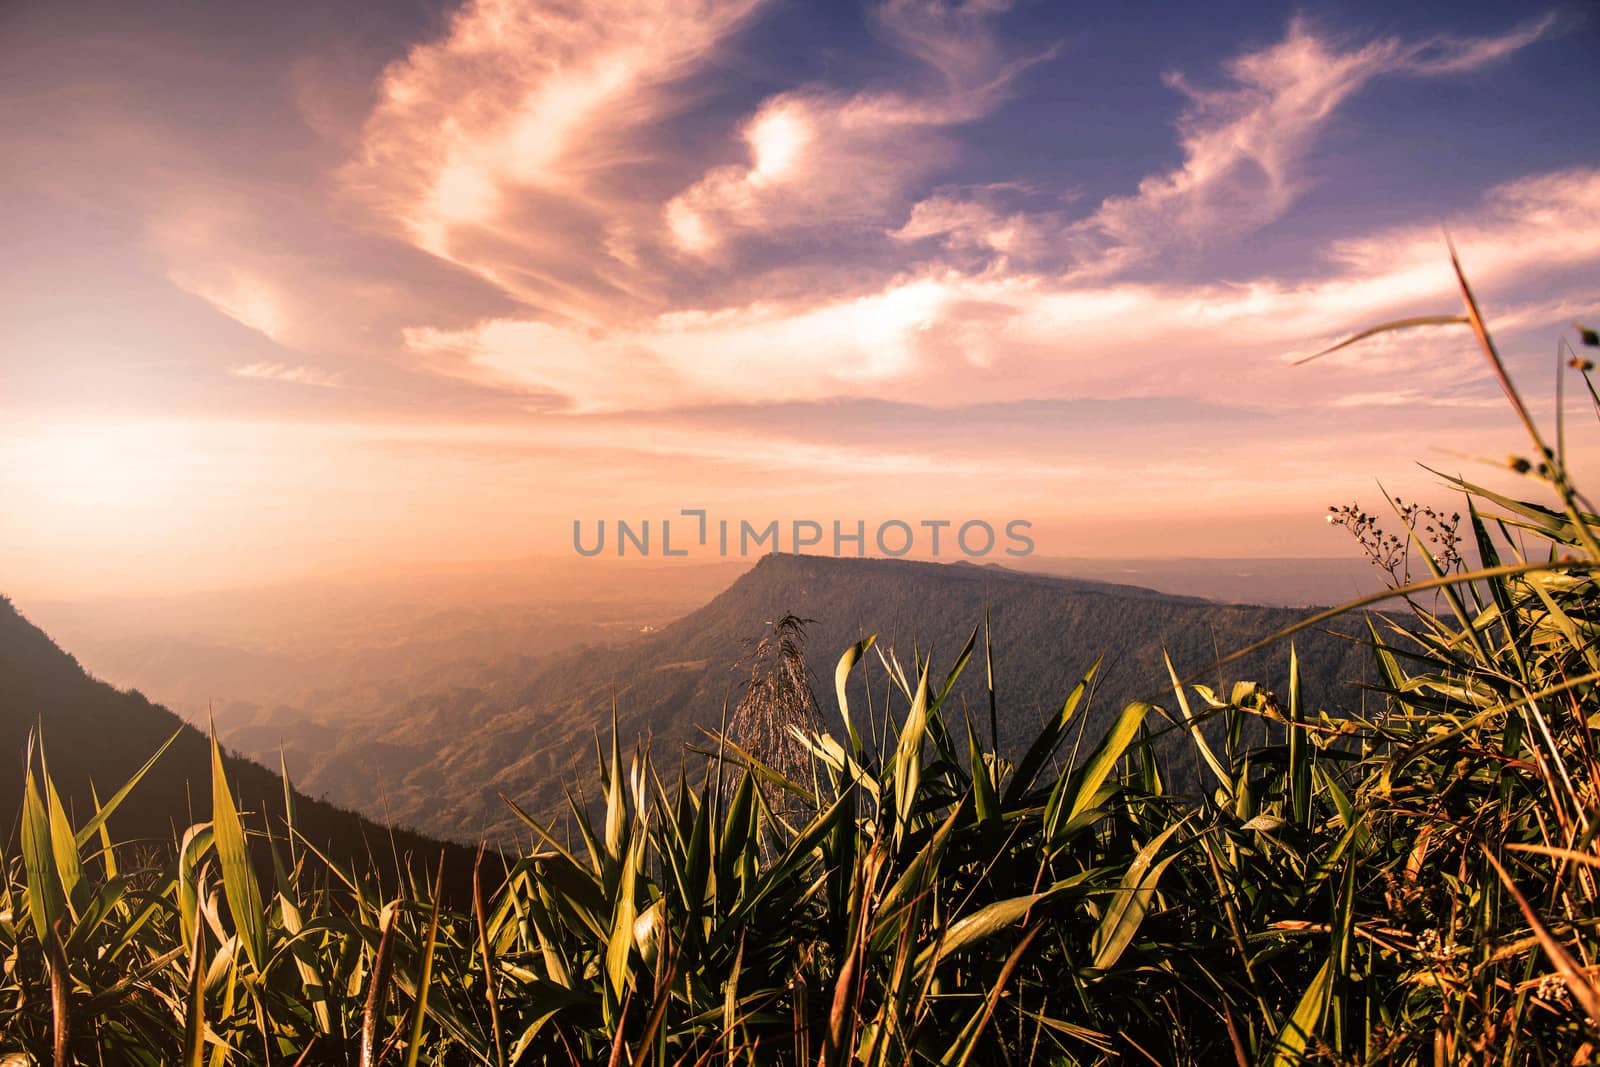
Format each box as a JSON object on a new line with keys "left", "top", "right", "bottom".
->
{"left": 138, "top": 6, "right": 1588, "bottom": 427}
{"left": 663, "top": 1, "right": 1047, "bottom": 256}
{"left": 343, "top": 0, "right": 765, "bottom": 317}
{"left": 415, "top": 167, "right": 1600, "bottom": 413}
{"left": 1062, "top": 14, "right": 1559, "bottom": 271}
{"left": 232, "top": 362, "right": 347, "bottom": 389}
{"left": 889, "top": 192, "right": 1042, "bottom": 258}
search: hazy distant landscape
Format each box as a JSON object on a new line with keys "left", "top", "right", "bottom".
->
{"left": 16, "top": 553, "right": 1377, "bottom": 721}
{"left": 13, "top": 553, "right": 1379, "bottom": 834}
{"left": 14, "top": 554, "right": 1380, "bottom": 843}
{"left": 19, "top": 558, "right": 748, "bottom": 723}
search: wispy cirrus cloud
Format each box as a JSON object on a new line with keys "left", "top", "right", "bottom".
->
{"left": 896, "top": 14, "right": 1560, "bottom": 277}
{"left": 170, "top": 268, "right": 290, "bottom": 344}
{"left": 147, "top": 187, "right": 509, "bottom": 377}
{"left": 415, "top": 166, "right": 1600, "bottom": 412}
{"left": 664, "top": 0, "right": 1049, "bottom": 257}
{"left": 888, "top": 190, "right": 1046, "bottom": 259}
{"left": 367, "top": 8, "right": 1589, "bottom": 425}
{"left": 1061, "top": 13, "right": 1559, "bottom": 272}
{"left": 341, "top": 0, "right": 1052, "bottom": 313}
{"left": 343, "top": 0, "right": 766, "bottom": 320}
{"left": 151, "top": 3, "right": 1570, "bottom": 390}
{"left": 232, "top": 362, "right": 347, "bottom": 389}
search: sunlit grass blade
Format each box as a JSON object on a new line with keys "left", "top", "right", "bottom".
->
{"left": 360, "top": 902, "right": 399, "bottom": 1067}
{"left": 21, "top": 765, "right": 67, "bottom": 941}
{"left": 1005, "top": 657, "right": 1100, "bottom": 805}
{"left": 1291, "top": 315, "right": 1468, "bottom": 366}
{"left": 209, "top": 731, "right": 268, "bottom": 973}
{"left": 403, "top": 857, "right": 446, "bottom": 1067}
{"left": 1050, "top": 701, "right": 1147, "bottom": 840}
{"left": 1090, "top": 820, "right": 1185, "bottom": 971}
{"left": 1267, "top": 959, "right": 1332, "bottom": 1066}
{"left": 72, "top": 727, "right": 182, "bottom": 850}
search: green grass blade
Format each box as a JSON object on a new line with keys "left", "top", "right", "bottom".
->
{"left": 1268, "top": 960, "right": 1332, "bottom": 1066}
{"left": 1061, "top": 702, "right": 1148, "bottom": 836}
{"left": 210, "top": 731, "right": 268, "bottom": 973}
{"left": 41, "top": 757, "right": 87, "bottom": 919}
{"left": 1164, "top": 651, "right": 1232, "bottom": 797}
{"left": 1090, "top": 821, "right": 1185, "bottom": 970}
{"left": 404, "top": 858, "right": 447, "bottom": 1067}
{"left": 892, "top": 662, "right": 931, "bottom": 849}
{"left": 73, "top": 727, "right": 182, "bottom": 850}
{"left": 1006, "top": 657, "right": 1101, "bottom": 805}
{"left": 922, "top": 873, "right": 1089, "bottom": 969}
{"left": 21, "top": 767, "right": 66, "bottom": 941}
{"left": 835, "top": 635, "right": 876, "bottom": 762}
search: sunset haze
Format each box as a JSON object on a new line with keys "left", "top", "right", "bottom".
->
{"left": 4, "top": 0, "right": 1597, "bottom": 597}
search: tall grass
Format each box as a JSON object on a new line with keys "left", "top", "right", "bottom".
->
{"left": 1, "top": 261, "right": 1595, "bottom": 1063}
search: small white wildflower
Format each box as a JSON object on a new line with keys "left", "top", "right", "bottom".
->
{"left": 1536, "top": 973, "right": 1572, "bottom": 1005}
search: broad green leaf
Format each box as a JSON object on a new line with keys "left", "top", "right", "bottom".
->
{"left": 210, "top": 733, "right": 268, "bottom": 972}
{"left": 1089, "top": 821, "right": 1185, "bottom": 970}
{"left": 177, "top": 824, "right": 214, "bottom": 953}
{"left": 1006, "top": 657, "right": 1101, "bottom": 805}
{"left": 683, "top": 778, "right": 714, "bottom": 913}
{"left": 1057, "top": 702, "right": 1148, "bottom": 839}
{"left": 89, "top": 783, "right": 116, "bottom": 881}
{"left": 21, "top": 770, "right": 65, "bottom": 941}
{"left": 879, "top": 803, "right": 962, "bottom": 923}
{"left": 1270, "top": 959, "right": 1333, "bottom": 1065}
{"left": 921, "top": 873, "right": 1090, "bottom": 969}
{"left": 604, "top": 710, "right": 626, "bottom": 866}
{"left": 1161, "top": 652, "right": 1231, "bottom": 798}
{"left": 736, "top": 783, "right": 855, "bottom": 919}
{"left": 605, "top": 835, "right": 640, "bottom": 999}
{"left": 965, "top": 712, "right": 999, "bottom": 824}
{"left": 404, "top": 861, "right": 447, "bottom": 1067}
{"left": 62, "top": 874, "right": 130, "bottom": 959}
{"left": 1315, "top": 766, "right": 1371, "bottom": 852}
{"left": 1287, "top": 646, "right": 1311, "bottom": 826}
{"left": 835, "top": 635, "right": 876, "bottom": 762}
{"left": 42, "top": 760, "right": 87, "bottom": 919}
{"left": 892, "top": 663, "right": 931, "bottom": 848}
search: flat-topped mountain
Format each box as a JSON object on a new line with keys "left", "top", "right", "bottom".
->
{"left": 236, "top": 554, "right": 1376, "bottom": 843}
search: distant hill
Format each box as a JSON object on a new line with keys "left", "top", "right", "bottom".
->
{"left": 1011, "top": 555, "right": 1385, "bottom": 607}
{"left": 0, "top": 596, "right": 483, "bottom": 898}
{"left": 19, "top": 558, "right": 747, "bottom": 727}
{"left": 249, "top": 555, "right": 1381, "bottom": 844}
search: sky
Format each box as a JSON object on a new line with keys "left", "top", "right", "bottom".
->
{"left": 2, "top": 0, "right": 1598, "bottom": 598}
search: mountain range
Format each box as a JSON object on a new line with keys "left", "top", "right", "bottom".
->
{"left": 4, "top": 554, "right": 1385, "bottom": 849}
{"left": 193, "top": 555, "right": 1381, "bottom": 843}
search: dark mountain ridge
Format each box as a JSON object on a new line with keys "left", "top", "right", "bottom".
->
{"left": 0, "top": 596, "right": 483, "bottom": 897}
